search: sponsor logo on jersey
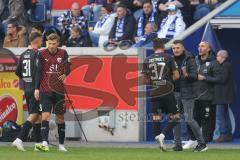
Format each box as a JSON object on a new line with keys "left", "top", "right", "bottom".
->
{"left": 57, "top": 57, "right": 62, "bottom": 63}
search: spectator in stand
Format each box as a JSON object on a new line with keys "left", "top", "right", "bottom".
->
{"left": 107, "top": 0, "right": 144, "bottom": 16}
{"left": 89, "top": 4, "right": 115, "bottom": 46}
{"left": 3, "top": 21, "right": 28, "bottom": 47}
{"left": 193, "top": 0, "right": 223, "bottom": 21}
{"left": 131, "top": 0, "right": 146, "bottom": 19}
{"left": 135, "top": 1, "right": 159, "bottom": 42}
{"left": 66, "top": 26, "right": 92, "bottom": 47}
{"left": 133, "top": 23, "right": 157, "bottom": 47}
{"left": 114, "top": 0, "right": 139, "bottom": 13}
{"left": 108, "top": 4, "right": 136, "bottom": 45}
{"left": 30, "top": 23, "right": 44, "bottom": 35}
{"left": 82, "top": 0, "right": 107, "bottom": 21}
{"left": 2, "top": 0, "right": 28, "bottom": 28}
{"left": 157, "top": 0, "right": 192, "bottom": 27}
{"left": 57, "top": 2, "right": 87, "bottom": 43}
{"left": 157, "top": 5, "right": 185, "bottom": 41}
{"left": 0, "top": 0, "right": 9, "bottom": 22}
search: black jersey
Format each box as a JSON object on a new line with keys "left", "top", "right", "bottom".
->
{"left": 15, "top": 49, "right": 39, "bottom": 93}
{"left": 142, "top": 52, "right": 178, "bottom": 85}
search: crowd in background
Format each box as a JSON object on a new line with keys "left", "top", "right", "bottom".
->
{"left": 0, "top": 0, "right": 227, "bottom": 48}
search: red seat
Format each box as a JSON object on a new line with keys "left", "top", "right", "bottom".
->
{"left": 52, "top": 0, "right": 87, "bottom": 10}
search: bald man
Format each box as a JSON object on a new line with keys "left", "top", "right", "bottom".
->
{"left": 57, "top": 2, "right": 87, "bottom": 43}
{"left": 185, "top": 41, "right": 221, "bottom": 147}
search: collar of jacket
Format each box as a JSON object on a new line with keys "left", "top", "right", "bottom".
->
{"left": 143, "top": 11, "right": 153, "bottom": 19}
{"left": 197, "top": 51, "right": 215, "bottom": 64}
{"left": 174, "top": 50, "right": 192, "bottom": 60}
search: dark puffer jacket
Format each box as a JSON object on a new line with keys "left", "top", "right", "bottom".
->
{"left": 175, "top": 50, "right": 198, "bottom": 99}
{"left": 194, "top": 52, "right": 221, "bottom": 101}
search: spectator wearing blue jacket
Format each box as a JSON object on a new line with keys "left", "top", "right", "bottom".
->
{"left": 134, "top": 23, "right": 157, "bottom": 47}
{"left": 66, "top": 26, "right": 92, "bottom": 47}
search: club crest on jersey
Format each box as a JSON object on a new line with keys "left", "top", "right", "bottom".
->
{"left": 205, "top": 62, "right": 210, "bottom": 67}
{"left": 57, "top": 57, "right": 62, "bottom": 63}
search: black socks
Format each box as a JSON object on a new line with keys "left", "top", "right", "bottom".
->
{"left": 18, "top": 120, "right": 32, "bottom": 141}
{"left": 33, "top": 123, "right": 42, "bottom": 143}
{"left": 41, "top": 120, "right": 49, "bottom": 142}
{"left": 57, "top": 123, "right": 65, "bottom": 144}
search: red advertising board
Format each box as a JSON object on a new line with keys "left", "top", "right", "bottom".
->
{"left": 0, "top": 48, "right": 23, "bottom": 126}
{"left": 65, "top": 56, "right": 139, "bottom": 111}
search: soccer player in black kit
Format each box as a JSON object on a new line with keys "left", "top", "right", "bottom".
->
{"left": 142, "top": 38, "right": 180, "bottom": 151}
{"left": 34, "top": 33, "right": 70, "bottom": 152}
{"left": 12, "top": 32, "right": 43, "bottom": 151}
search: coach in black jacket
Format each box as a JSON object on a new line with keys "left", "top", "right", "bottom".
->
{"left": 109, "top": 4, "right": 136, "bottom": 43}
{"left": 214, "top": 50, "right": 236, "bottom": 142}
{"left": 172, "top": 40, "right": 207, "bottom": 152}
{"left": 192, "top": 41, "right": 221, "bottom": 143}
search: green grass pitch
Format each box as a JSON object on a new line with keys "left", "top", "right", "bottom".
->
{"left": 0, "top": 146, "right": 240, "bottom": 160}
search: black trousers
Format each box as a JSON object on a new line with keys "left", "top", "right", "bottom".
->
{"left": 187, "top": 100, "right": 216, "bottom": 143}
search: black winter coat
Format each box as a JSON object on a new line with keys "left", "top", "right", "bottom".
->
{"left": 109, "top": 13, "right": 136, "bottom": 41}
{"left": 212, "top": 60, "right": 236, "bottom": 104}
{"left": 195, "top": 53, "right": 221, "bottom": 101}
{"left": 178, "top": 51, "right": 198, "bottom": 99}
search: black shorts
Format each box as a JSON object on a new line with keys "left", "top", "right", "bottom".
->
{"left": 40, "top": 92, "right": 66, "bottom": 114}
{"left": 151, "top": 92, "right": 179, "bottom": 115}
{"left": 25, "top": 91, "right": 41, "bottom": 114}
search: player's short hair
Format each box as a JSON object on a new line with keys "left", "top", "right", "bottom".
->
{"left": 200, "top": 41, "right": 211, "bottom": 49}
{"left": 153, "top": 38, "right": 165, "bottom": 50}
{"left": 173, "top": 40, "right": 184, "bottom": 45}
{"left": 47, "top": 33, "right": 60, "bottom": 42}
{"left": 32, "top": 23, "right": 44, "bottom": 33}
{"left": 29, "top": 32, "right": 42, "bottom": 42}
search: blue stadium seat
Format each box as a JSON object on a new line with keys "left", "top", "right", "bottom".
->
{"left": 38, "top": 0, "right": 52, "bottom": 10}
{"left": 29, "top": 3, "right": 46, "bottom": 22}
{"left": 29, "top": 0, "right": 52, "bottom": 23}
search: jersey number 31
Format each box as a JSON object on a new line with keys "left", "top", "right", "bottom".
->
{"left": 23, "top": 59, "right": 31, "bottom": 77}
